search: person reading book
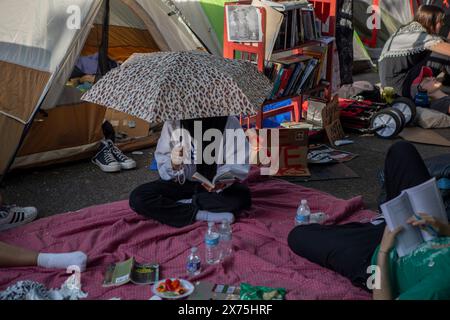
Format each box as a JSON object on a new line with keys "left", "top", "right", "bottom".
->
{"left": 288, "top": 141, "right": 450, "bottom": 299}
{"left": 129, "top": 116, "right": 251, "bottom": 228}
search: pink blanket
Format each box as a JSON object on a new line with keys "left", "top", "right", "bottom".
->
{"left": 0, "top": 169, "right": 376, "bottom": 300}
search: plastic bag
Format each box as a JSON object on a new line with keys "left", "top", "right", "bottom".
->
{"left": 239, "top": 283, "right": 286, "bottom": 301}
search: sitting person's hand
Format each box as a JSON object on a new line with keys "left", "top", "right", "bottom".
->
{"left": 379, "top": 226, "right": 403, "bottom": 254}
{"left": 202, "top": 182, "right": 227, "bottom": 193}
{"left": 407, "top": 213, "right": 450, "bottom": 237}
{"left": 171, "top": 145, "right": 185, "bottom": 171}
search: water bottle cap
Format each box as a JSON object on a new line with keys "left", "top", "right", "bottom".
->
{"left": 301, "top": 200, "right": 307, "bottom": 205}
{"left": 191, "top": 247, "right": 198, "bottom": 253}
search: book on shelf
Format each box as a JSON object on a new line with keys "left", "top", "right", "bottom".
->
{"left": 265, "top": 53, "right": 322, "bottom": 99}
{"left": 302, "top": 45, "right": 328, "bottom": 85}
{"left": 295, "top": 58, "right": 319, "bottom": 94}
{"left": 271, "top": 5, "right": 321, "bottom": 52}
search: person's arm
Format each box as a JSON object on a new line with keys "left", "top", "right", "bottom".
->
{"left": 155, "top": 121, "right": 191, "bottom": 181}
{"left": 430, "top": 41, "right": 450, "bottom": 57}
{"left": 373, "top": 226, "right": 403, "bottom": 300}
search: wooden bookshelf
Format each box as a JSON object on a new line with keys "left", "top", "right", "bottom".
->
{"left": 224, "top": 0, "right": 337, "bottom": 129}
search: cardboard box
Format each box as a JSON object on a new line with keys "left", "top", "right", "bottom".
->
{"left": 105, "top": 109, "right": 150, "bottom": 139}
{"left": 250, "top": 128, "right": 310, "bottom": 177}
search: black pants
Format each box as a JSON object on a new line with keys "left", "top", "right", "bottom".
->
{"left": 129, "top": 180, "right": 252, "bottom": 228}
{"left": 288, "top": 141, "right": 431, "bottom": 290}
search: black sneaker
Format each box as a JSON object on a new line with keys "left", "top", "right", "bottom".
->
{"left": 92, "top": 143, "right": 122, "bottom": 173}
{"left": 106, "top": 140, "right": 137, "bottom": 170}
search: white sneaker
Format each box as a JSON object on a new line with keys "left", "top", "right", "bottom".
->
{"left": 0, "top": 205, "right": 38, "bottom": 231}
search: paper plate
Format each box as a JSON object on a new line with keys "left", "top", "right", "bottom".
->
{"left": 151, "top": 279, "right": 194, "bottom": 300}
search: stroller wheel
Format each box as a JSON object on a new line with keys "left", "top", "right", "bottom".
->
{"left": 391, "top": 97, "right": 416, "bottom": 125}
{"left": 370, "top": 109, "right": 403, "bottom": 139}
{"left": 387, "top": 107, "right": 406, "bottom": 129}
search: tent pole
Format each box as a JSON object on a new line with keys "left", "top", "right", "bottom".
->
{"left": 97, "top": 0, "right": 111, "bottom": 79}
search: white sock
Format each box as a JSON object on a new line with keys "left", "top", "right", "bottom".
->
{"left": 37, "top": 251, "right": 87, "bottom": 272}
{"left": 196, "top": 210, "right": 235, "bottom": 223}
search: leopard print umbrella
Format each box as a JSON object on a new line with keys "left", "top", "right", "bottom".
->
{"left": 82, "top": 51, "right": 273, "bottom": 123}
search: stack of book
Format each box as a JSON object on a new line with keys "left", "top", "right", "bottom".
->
{"left": 265, "top": 46, "right": 327, "bottom": 99}
{"left": 273, "top": 6, "right": 321, "bottom": 51}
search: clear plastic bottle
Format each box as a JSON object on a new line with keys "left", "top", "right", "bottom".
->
{"left": 295, "top": 199, "right": 311, "bottom": 226}
{"left": 205, "top": 222, "right": 221, "bottom": 264}
{"left": 186, "top": 247, "right": 201, "bottom": 276}
{"left": 219, "top": 220, "right": 233, "bottom": 260}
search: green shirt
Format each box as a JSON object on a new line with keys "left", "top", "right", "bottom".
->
{"left": 371, "top": 237, "right": 450, "bottom": 300}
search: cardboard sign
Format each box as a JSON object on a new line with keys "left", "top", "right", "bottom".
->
{"left": 321, "top": 95, "right": 340, "bottom": 127}
{"left": 325, "top": 119, "right": 345, "bottom": 147}
{"left": 399, "top": 127, "right": 450, "bottom": 147}
{"left": 250, "top": 128, "right": 310, "bottom": 177}
{"left": 322, "top": 95, "right": 344, "bottom": 146}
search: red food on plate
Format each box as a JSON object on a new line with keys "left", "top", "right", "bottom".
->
{"left": 157, "top": 279, "right": 186, "bottom": 296}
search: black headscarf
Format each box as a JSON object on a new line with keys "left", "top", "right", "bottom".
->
{"left": 180, "top": 116, "right": 228, "bottom": 181}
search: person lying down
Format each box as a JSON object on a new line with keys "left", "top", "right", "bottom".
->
{"left": 129, "top": 116, "right": 252, "bottom": 228}
{"left": 411, "top": 66, "right": 450, "bottom": 115}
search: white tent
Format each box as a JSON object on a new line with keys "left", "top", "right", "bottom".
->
{"left": 0, "top": 0, "right": 205, "bottom": 179}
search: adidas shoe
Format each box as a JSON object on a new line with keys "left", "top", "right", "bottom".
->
{"left": 106, "top": 140, "right": 137, "bottom": 170}
{"left": 92, "top": 143, "right": 122, "bottom": 173}
{"left": 0, "top": 205, "right": 38, "bottom": 231}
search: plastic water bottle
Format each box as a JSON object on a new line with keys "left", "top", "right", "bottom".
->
{"left": 205, "top": 222, "right": 221, "bottom": 264}
{"left": 186, "top": 247, "right": 201, "bottom": 276}
{"left": 219, "top": 220, "right": 233, "bottom": 260}
{"left": 295, "top": 200, "right": 311, "bottom": 226}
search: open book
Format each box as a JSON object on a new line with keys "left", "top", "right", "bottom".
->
{"left": 102, "top": 257, "right": 160, "bottom": 287}
{"left": 380, "top": 178, "right": 448, "bottom": 257}
{"left": 192, "top": 168, "right": 247, "bottom": 189}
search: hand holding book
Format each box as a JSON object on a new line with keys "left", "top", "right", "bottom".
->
{"left": 192, "top": 172, "right": 239, "bottom": 193}
{"left": 380, "top": 178, "right": 449, "bottom": 257}
{"left": 407, "top": 213, "right": 450, "bottom": 237}
{"left": 202, "top": 182, "right": 228, "bottom": 193}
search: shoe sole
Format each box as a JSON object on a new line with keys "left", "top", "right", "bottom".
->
{"left": 120, "top": 161, "right": 137, "bottom": 170}
{"left": 93, "top": 160, "right": 121, "bottom": 173}
{"left": 0, "top": 214, "right": 38, "bottom": 231}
